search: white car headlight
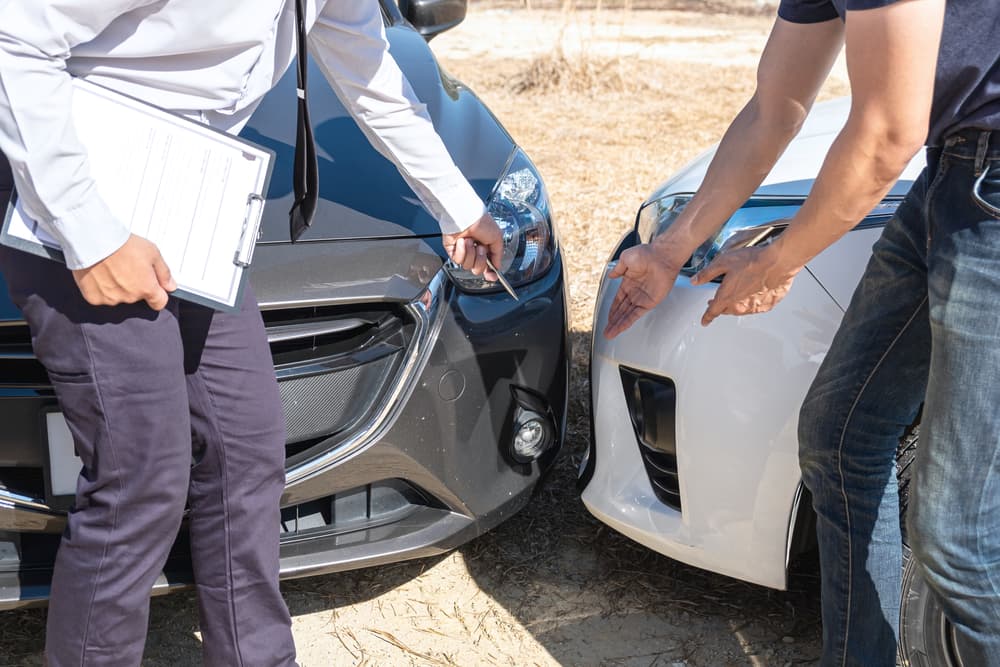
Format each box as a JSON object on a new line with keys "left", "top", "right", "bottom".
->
{"left": 637, "top": 194, "right": 902, "bottom": 276}
{"left": 445, "top": 149, "right": 555, "bottom": 292}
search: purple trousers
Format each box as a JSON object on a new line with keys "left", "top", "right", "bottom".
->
{"left": 0, "top": 246, "right": 297, "bottom": 666}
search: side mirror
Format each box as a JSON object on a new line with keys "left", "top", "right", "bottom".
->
{"left": 398, "top": 0, "right": 467, "bottom": 40}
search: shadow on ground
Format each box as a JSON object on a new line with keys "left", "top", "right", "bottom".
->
{"left": 0, "top": 331, "right": 822, "bottom": 666}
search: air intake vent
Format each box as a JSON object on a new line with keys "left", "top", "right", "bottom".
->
{"left": 280, "top": 479, "right": 432, "bottom": 537}
{"left": 620, "top": 367, "right": 681, "bottom": 512}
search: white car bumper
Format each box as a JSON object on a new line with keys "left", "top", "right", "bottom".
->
{"left": 583, "top": 262, "right": 844, "bottom": 590}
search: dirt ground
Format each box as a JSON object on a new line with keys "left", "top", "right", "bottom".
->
{"left": 0, "top": 6, "right": 853, "bottom": 666}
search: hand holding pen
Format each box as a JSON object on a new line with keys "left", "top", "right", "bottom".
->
{"left": 443, "top": 213, "right": 518, "bottom": 300}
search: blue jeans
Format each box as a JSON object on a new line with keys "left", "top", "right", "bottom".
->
{"left": 799, "top": 129, "right": 1000, "bottom": 667}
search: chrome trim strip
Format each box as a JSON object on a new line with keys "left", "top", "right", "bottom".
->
{"left": 0, "top": 488, "right": 50, "bottom": 511}
{"left": 785, "top": 482, "right": 805, "bottom": 571}
{"left": 0, "top": 488, "right": 65, "bottom": 533}
{"left": 273, "top": 340, "right": 400, "bottom": 381}
{"left": 266, "top": 318, "right": 371, "bottom": 344}
{"left": 283, "top": 270, "right": 448, "bottom": 485}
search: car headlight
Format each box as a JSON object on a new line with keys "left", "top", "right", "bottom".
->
{"left": 445, "top": 149, "right": 555, "bottom": 292}
{"left": 637, "top": 194, "right": 902, "bottom": 276}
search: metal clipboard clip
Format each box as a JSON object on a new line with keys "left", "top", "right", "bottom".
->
{"left": 234, "top": 193, "right": 266, "bottom": 268}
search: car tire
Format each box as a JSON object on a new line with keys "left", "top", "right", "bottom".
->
{"left": 896, "top": 421, "right": 970, "bottom": 667}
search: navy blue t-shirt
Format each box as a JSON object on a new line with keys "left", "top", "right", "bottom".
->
{"left": 778, "top": 0, "right": 1000, "bottom": 146}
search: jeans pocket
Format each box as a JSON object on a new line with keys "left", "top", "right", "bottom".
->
{"left": 971, "top": 161, "right": 1000, "bottom": 219}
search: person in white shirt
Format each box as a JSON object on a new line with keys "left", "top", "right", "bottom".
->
{"left": 0, "top": 2, "right": 502, "bottom": 665}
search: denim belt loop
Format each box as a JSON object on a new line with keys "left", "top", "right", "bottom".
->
{"left": 974, "top": 130, "right": 992, "bottom": 176}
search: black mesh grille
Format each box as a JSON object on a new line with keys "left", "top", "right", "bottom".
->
{"left": 262, "top": 303, "right": 415, "bottom": 454}
{"left": 279, "top": 352, "right": 399, "bottom": 443}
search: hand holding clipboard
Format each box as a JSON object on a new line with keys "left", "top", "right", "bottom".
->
{"left": 1, "top": 78, "right": 273, "bottom": 312}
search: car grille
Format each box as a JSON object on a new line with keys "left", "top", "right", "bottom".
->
{"left": 619, "top": 367, "right": 682, "bottom": 512}
{"left": 263, "top": 303, "right": 414, "bottom": 458}
{"left": 0, "top": 303, "right": 416, "bottom": 503}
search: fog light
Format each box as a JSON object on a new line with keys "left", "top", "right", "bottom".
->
{"left": 511, "top": 412, "right": 554, "bottom": 463}
{"left": 515, "top": 418, "right": 546, "bottom": 456}
{"left": 508, "top": 386, "right": 558, "bottom": 465}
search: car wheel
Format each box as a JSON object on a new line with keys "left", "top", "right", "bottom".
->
{"left": 896, "top": 421, "right": 971, "bottom": 667}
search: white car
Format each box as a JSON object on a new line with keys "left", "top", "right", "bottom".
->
{"left": 581, "top": 98, "right": 962, "bottom": 665}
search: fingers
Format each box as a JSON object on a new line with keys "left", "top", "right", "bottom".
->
{"left": 450, "top": 236, "right": 467, "bottom": 267}
{"left": 138, "top": 240, "right": 171, "bottom": 311}
{"left": 604, "top": 301, "right": 645, "bottom": 339}
{"left": 700, "top": 274, "right": 741, "bottom": 326}
{"left": 443, "top": 219, "right": 504, "bottom": 280}
{"left": 604, "top": 284, "right": 649, "bottom": 339}
{"left": 471, "top": 244, "right": 488, "bottom": 277}
{"left": 700, "top": 297, "right": 727, "bottom": 327}
{"left": 607, "top": 287, "right": 632, "bottom": 328}
{"left": 691, "top": 255, "right": 728, "bottom": 285}
{"left": 144, "top": 284, "right": 170, "bottom": 311}
{"left": 139, "top": 260, "right": 171, "bottom": 311}
{"left": 608, "top": 261, "right": 627, "bottom": 279}
{"left": 459, "top": 238, "right": 476, "bottom": 271}
{"left": 467, "top": 214, "right": 503, "bottom": 281}
{"left": 152, "top": 252, "right": 177, "bottom": 292}
{"left": 70, "top": 237, "right": 174, "bottom": 311}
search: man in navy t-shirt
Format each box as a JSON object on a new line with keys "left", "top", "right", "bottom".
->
{"left": 603, "top": 1, "right": 1000, "bottom": 665}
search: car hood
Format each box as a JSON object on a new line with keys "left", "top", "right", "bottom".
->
{"left": 644, "top": 97, "right": 926, "bottom": 203}
{"left": 245, "top": 22, "right": 513, "bottom": 245}
{"left": 0, "top": 22, "right": 515, "bottom": 323}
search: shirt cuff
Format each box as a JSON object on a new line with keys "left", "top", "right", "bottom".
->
{"left": 41, "top": 190, "right": 131, "bottom": 269}
{"left": 428, "top": 179, "right": 486, "bottom": 235}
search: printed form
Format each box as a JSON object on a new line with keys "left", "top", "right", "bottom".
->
{"left": 3, "top": 78, "right": 273, "bottom": 311}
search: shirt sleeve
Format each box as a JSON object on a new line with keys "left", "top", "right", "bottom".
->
{"left": 0, "top": 2, "right": 155, "bottom": 269}
{"left": 778, "top": 0, "right": 841, "bottom": 24}
{"left": 307, "top": 0, "right": 486, "bottom": 235}
{"left": 845, "top": 0, "right": 901, "bottom": 9}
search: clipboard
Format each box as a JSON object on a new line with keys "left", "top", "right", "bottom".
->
{"left": 0, "top": 78, "right": 275, "bottom": 312}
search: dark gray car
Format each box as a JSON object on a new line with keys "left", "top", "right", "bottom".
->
{"left": 0, "top": 0, "right": 568, "bottom": 608}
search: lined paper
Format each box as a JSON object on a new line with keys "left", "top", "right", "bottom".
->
{"left": 4, "top": 78, "right": 272, "bottom": 310}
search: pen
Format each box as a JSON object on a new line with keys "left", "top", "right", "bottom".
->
{"left": 486, "top": 257, "right": 519, "bottom": 301}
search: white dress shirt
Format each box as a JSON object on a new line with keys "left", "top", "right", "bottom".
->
{"left": 0, "top": 0, "right": 486, "bottom": 269}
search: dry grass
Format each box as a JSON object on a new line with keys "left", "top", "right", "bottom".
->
{"left": 473, "top": 0, "right": 779, "bottom": 15}
{"left": 510, "top": 51, "right": 644, "bottom": 94}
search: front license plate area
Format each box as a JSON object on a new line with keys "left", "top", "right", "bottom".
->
{"left": 43, "top": 411, "right": 81, "bottom": 510}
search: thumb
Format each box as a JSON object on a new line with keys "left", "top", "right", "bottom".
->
{"left": 691, "top": 257, "right": 725, "bottom": 285}
{"left": 152, "top": 252, "right": 176, "bottom": 292}
{"left": 145, "top": 286, "right": 169, "bottom": 312}
{"left": 608, "top": 260, "right": 628, "bottom": 279}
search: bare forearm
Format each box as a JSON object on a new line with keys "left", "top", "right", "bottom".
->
{"left": 768, "top": 0, "right": 944, "bottom": 274}
{"left": 652, "top": 94, "right": 805, "bottom": 265}
{"left": 651, "top": 17, "right": 844, "bottom": 268}
{"left": 768, "top": 115, "right": 923, "bottom": 271}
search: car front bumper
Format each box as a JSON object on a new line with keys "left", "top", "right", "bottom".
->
{"left": 581, "top": 252, "right": 840, "bottom": 591}
{"left": 0, "top": 252, "right": 568, "bottom": 609}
